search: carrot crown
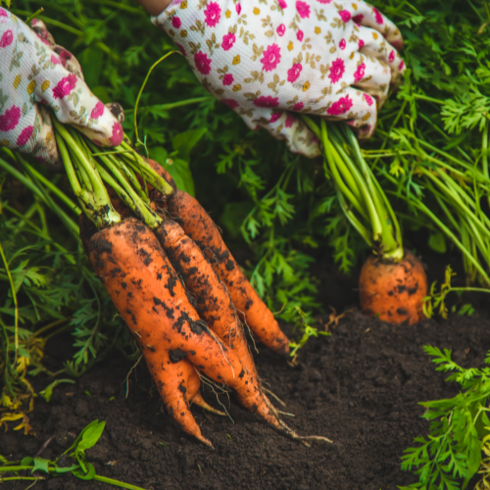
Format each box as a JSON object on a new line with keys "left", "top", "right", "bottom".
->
{"left": 52, "top": 117, "right": 173, "bottom": 230}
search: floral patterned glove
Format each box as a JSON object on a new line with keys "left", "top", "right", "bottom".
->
{"left": 153, "top": 0, "right": 405, "bottom": 157}
{"left": 0, "top": 9, "right": 123, "bottom": 167}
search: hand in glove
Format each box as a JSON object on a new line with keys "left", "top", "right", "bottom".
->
{"left": 152, "top": 0, "right": 405, "bottom": 157}
{"left": 0, "top": 9, "right": 123, "bottom": 167}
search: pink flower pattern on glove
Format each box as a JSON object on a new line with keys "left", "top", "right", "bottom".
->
{"left": 296, "top": 1, "right": 310, "bottom": 19}
{"left": 153, "top": 0, "right": 405, "bottom": 156}
{"left": 254, "top": 96, "right": 280, "bottom": 108}
{"left": 205, "top": 2, "right": 221, "bottom": 27}
{"left": 52, "top": 74, "right": 78, "bottom": 100}
{"left": 91, "top": 101, "right": 105, "bottom": 119}
{"left": 339, "top": 10, "right": 351, "bottom": 22}
{"left": 17, "top": 126, "right": 33, "bottom": 146}
{"left": 0, "top": 11, "right": 124, "bottom": 165}
{"left": 0, "top": 106, "right": 21, "bottom": 131}
{"left": 0, "top": 30, "right": 13, "bottom": 48}
{"left": 327, "top": 96, "right": 353, "bottom": 115}
{"left": 194, "top": 51, "right": 212, "bottom": 75}
{"left": 353, "top": 63, "right": 366, "bottom": 82}
{"left": 329, "top": 59, "right": 345, "bottom": 84}
{"left": 261, "top": 44, "right": 281, "bottom": 72}
{"left": 222, "top": 32, "right": 236, "bottom": 50}
{"left": 287, "top": 63, "right": 302, "bottom": 83}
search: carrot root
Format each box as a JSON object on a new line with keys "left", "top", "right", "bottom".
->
{"left": 191, "top": 393, "right": 226, "bottom": 417}
{"left": 359, "top": 249, "right": 428, "bottom": 325}
{"left": 167, "top": 190, "right": 290, "bottom": 356}
{"left": 89, "top": 218, "right": 283, "bottom": 441}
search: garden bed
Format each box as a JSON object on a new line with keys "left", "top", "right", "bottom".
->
{"left": 3, "top": 260, "right": 490, "bottom": 490}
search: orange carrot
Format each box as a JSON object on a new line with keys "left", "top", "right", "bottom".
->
{"left": 167, "top": 190, "right": 290, "bottom": 356}
{"left": 89, "top": 218, "right": 282, "bottom": 442}
{"left": 147, "top": 347, "right": 212, "bottom": 446}
{"left": 359, "top": 249, "right": 427, "bottom": 325}
{"left": 155, "top": 219, "right": 258, "bottom": 378}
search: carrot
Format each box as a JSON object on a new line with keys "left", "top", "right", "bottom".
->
{"left": 155, "top": 219, "right": 257, "bottom": 378}
{"left": 167, "top": 190, "right": 290, "bottom": 356}
{"left": 359, "top": 249, "right": 427, "bottom": 325}
{"left": 89, "top": 218, "right": 283, "bottom": 440}
{"left": 60, "top": 122, "right": 331, "bottom": 448}
{"left": 147, "top": 346, "right": 213, "bottom": 446}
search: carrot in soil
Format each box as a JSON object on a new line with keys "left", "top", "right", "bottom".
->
{"left": 167, "top": 189, "right": 290, "bottom": 356}
{"left": 303, "top": 117, "right": 428, "bottom": 325}
{"left": 359, "top": 249, "right": 427, "bottom": 325}
{"left": 89, "top": 218, "right": 283, "bottom": 433}
{"left": 155, "top": 219, "right": 258, "bottom": 378}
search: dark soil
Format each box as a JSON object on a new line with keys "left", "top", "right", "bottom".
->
{"left": 2, "top": 253, "right": 490, "bottom": 490}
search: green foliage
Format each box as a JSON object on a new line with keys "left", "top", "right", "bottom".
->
{"left": 399, "top": 346, "right": 490, "bottom": 490}
{"left": 3, "top": 0, "right": 490, "bottom": 414}
{"left": 0, "top": 420, "right": 148, "bottom": 489}
{"left": 423, "top": 266, "right": 489, "bottom": 320}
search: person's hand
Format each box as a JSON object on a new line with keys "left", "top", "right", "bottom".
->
{"left": 0, "top": 9, "right": 123, "bottom": 168}
{"left": 152, "top": 0, "right": 405, "bottom": 157}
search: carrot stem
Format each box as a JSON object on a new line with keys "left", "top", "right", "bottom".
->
{"left": 119, "top": 141, "right": 174, "bottom": 196}
{"left": 314, "top": 115, "right": 403, "bottom": 262}
{"left": 133, "top": 51, "right": 181, "bottom": 145}
{"left": 52, "top": 119, "right": 121, "bottom": 228}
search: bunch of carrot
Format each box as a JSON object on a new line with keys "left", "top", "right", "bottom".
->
{"left": 51, "top": 118, "right": 330, "bottom": 447}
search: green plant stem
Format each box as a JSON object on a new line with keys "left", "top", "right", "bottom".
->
{"left": 0, "top": 476, "right": 43, "bottom": 481}
{"left": 0, "top": 241, "right": 18, "bottom": 365}
{"left": 338, "top": 125, "right": 402, "bottom": 259}
{"left": 93, "top": 474, "right": 148, "bottom": 490}
{"left": 119, "top": 142, "right": 174, "bottom": 196}
{"left": 412, "top": 93, "right": 446, "bottom": 105}
{"left": 0, "top": 466, "right": 33, "bottom": 473}
{"left": 25, "top": 164, "right": 81, "bottom": 215}
{"left": 95, "top": 160, "right": 161, "bottom": 229}
{"left": 133, "top": 51, "right": 181, "bottom": 144}
{"left": 318, "top": 120, "right": 402, "bottom": 261}
{"left": 36, "top": 201, "right": 50, "bottom": 253}
{"left": 87, "top": 141, "right": 148, "bottom": 204}
{"left": 10, "top": 10, "right": 82, "bottom": 35}
{"left": 3, "top": 204, "right": 76, "bottom": 265}
{"left": 387, "top": 190, "right": 490, "bottom": 284}
{"left": 32, "top": 318, "right": 70, "bottom": 339}
{"left": 24, "top": 7, "right": 43, "bottom": 24}
{"left": 53, "top": 120, "right": 121, "bottom": 228}
{"left": 15, "top": 157, "right": 79, "bottom": 239}
{"left": 125, "top": 96, "right": 212, "bottom": 115}
{"left": 321, "top": 127, "right": 367, "bottom": 219}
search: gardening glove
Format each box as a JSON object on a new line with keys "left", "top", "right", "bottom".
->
{"left": 0, "top": 9, "right": 123, "bottom": 168}
{"left": 152, "top": 0, "right": 405, "bottom": 158}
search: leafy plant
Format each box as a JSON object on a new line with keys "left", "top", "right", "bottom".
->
{"left": 0, "top": 419, "right": 147, "bottom": 489}
{"left": 423, "top": 266, "right": 489, "bottom": 319}
{"left": 400, "top": 346, "right": 490, "bottom": 490}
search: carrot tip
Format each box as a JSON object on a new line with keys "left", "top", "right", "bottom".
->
{"left": 197, "top": 435, "right": 214, "bottom": 448}
{"left": 192, "top": 393, "right": 227, "bottom": 417}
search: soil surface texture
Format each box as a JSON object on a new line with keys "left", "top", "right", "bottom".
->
{"left": 2, "top": 257, "right": 490, "bottom": 490}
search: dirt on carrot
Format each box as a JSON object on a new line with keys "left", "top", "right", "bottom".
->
{"left": 155, "top": 219, "right": 257, "bottom": 377}
{"left": 88, "top": 218, "right": 285, "bottom": 445}
{"left": 167, "top": 189, "right": 290, "bottom": 356}
{"left": 359, "top": 249, "right": 428, "bottom": 325}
